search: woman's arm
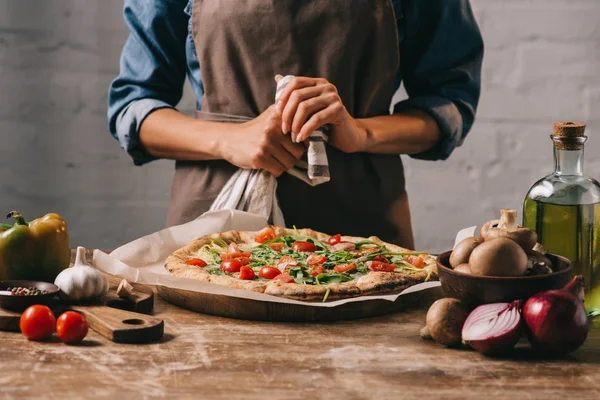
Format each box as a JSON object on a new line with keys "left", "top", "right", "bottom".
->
{"left": 108, "top": 0, "right": 190, "bottom": 166}
{"left": 276, "top": 0, "right": 483, "bottom": 159}
{"left": 108, "top": 0, "right": 304, "bottom": 174}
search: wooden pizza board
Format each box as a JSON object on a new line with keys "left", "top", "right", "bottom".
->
{"left": 0, "top": 274, "right": 164, "bottom": 343}
{"left": 157, "top": 283, "right": 435, "bottom": 322}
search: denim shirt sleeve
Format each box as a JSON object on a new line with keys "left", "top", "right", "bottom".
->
{"left": 107, "top": 0, "right": 191, "bottom": 166}
{"left": 394, "top": 0, "right": 484, "bottom": 161}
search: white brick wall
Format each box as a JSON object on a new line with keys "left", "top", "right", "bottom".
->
{"left": 0, "top": 0, "right": 598, "bottom": 252}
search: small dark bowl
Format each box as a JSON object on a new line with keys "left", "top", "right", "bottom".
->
{"left": 0, "top": 280, "right": 60, "bottom": 311}
{"left": 436, "top": 251, "right": 573, "bottom": 306}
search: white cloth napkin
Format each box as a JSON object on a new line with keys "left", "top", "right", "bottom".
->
{"left": 209, "top": 75, "right": 331, "bottom": 225}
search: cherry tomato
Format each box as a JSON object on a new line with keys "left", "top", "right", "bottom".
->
{"left": 259, "top": 266, "right": 282, "bottom": 279}
{"left": 373, "top": 255, "right": 390, "bottom": 263}
{"left": 273, "top": 274, "right": 295, "bottom": 283}
{"left": 278, "top": 256, "right": 300, "bottom": 270}
{"left": 268, "top": 242, "right": 287, "bottom": 251}
{"left": 292, "top": 241, "right": 317, "bottom": 252}
{"left": 56, "top": 311, "right": 88, "bottom": 344}
{"left": 20, "top": 305, "right": 56, "bottom": 341}
{"left": 366, "top": 261, "right": 396, "bottom": 272}
{"left": 239, "top": 266, "right": 257, "bottom": 280}
{"left": 328, "top": 234, "right": 341, "bottom": 245}
{"left": 405, "top": 255, "right": 425, "bottom": 268}
{"left": 220, "top": 252, "right": 251, "bottom": 261}
{"left": 306, "top": 254, "right": 327, "bottom": 266}
{"left": 333, "top": 263, "right": 357, "bottom": 273}
{"left": 228, "top": 242, "right": 240, "bottom": 253}
{"left": 221, "top": 259, "right": 243, "bottom": 273}
{"left": 310, "top": 265, "right": 326, "bottom": 277}
{"left": 255, "top": 227, "right": 277, "bottom": 243}
{"left": 185, "top": 258, "right": 207, "bottom": 267}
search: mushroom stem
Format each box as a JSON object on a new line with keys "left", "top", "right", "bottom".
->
{"left": 498, "top": 209, "right": 518, "bottom": 231}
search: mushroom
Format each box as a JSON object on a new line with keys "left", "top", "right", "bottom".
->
{"left": 453, "top": 263, "right": 472, "bottom": 274}
{"left": 450, "top": 236, "right": 484, "bottom": 267}
{"left": 525, "top": 251, "right": 553, "bottom": 276}
{"left": 424, "top": 298, "right": 470, "bottom": 347}
{"left": 469, "top": 237, "right": 528, "bottom": 276}
{"left": 480, "top": 209, "right": 537, "bottom": 251}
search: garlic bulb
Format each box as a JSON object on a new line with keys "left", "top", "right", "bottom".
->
{"left": 54, "top": 246, "right": 109, "bottom": 301}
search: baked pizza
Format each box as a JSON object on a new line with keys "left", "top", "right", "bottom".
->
{"left": 165, "top": 226, "right": 437, "bottom": 302}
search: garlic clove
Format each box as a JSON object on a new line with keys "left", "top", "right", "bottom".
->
{"left": 117, "top": 279, "right": 134, "bottom": 299}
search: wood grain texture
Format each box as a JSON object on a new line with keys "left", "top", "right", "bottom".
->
{"left": 70, "top": 304, "right": 164, "bottom": 344}
{"left": 0, "top": 250, "right": 599, "bottom": 399}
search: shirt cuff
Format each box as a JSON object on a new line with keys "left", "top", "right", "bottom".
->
{"left": 115, "top": 98, "right": 174, "bottom": 166}
{"left": 394, "top": 95, "right": 463, "bottom": 161}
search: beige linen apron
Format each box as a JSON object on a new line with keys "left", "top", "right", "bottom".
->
{"left": 167, "top": 0, "right": 415, "bottom": 248}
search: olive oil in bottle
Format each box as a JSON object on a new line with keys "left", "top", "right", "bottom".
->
{"left": 523, "top": 122, "right": 600, "bottom": 315}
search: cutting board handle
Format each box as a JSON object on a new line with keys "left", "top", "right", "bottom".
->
{"left": 72, "top": 305, "right": 164, "bottom": 344}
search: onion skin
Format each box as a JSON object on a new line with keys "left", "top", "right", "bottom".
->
{"left": 462, "top": 301, "right": 522, "bottom": 356}
{"left": 523, "top": 286, "right": 588, "bottom": 356}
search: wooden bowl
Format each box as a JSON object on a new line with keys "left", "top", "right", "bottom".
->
{"left": 436, "top": 251, "right": 572, "bottom": 306}
{"left": 0, "top": 280, "right": 60, "bottom": 311}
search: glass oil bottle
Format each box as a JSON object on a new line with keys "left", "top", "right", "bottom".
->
{"left": 523, "top": 122, "right": 600, "bottom": 316}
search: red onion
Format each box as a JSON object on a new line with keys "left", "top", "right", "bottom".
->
{"left": 522, "top": 276, "right": 588, "bottom": 356}
{"left": 462, "top": 301, "right": 522, "bottom": 355}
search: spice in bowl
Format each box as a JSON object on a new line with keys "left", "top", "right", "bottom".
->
{"left": 6, "top": 286, "right": 49, "bottom": 296}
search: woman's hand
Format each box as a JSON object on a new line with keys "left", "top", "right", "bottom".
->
{"left": 275, "top": 77, "right": 368, "bottom": 153}
{"left": 219, "top": 105, "right": 306, "bottom": 176}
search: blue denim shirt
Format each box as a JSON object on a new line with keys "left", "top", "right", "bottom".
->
{"left": 108, "top": 0, "right": 483, "bottom": 166}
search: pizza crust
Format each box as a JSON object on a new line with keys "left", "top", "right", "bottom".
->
{"left": 164, "top": 226, "right": 437, "bottom": 302}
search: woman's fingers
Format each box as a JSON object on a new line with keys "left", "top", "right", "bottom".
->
{"left": 290, "top": 93, "right": 337, "bottom": 142}
{"left": 279, "top": 137, "right": 306, "bottom": 160}
{"left": 280, "top": 85, "right": 323, "bottom": 134}
{"left": 296, "top": 103, "right": 342, "bottom": 143}
{"left": 276, "top": 77, "right": 326, "bottom": 115}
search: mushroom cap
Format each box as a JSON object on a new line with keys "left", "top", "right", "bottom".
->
{"left": 425, "top": 298, "right": 470, "bottom": 347}
{"left": 450, "top": 236, "right": 484, "bottom": 267}
{"left": 453, "top": 263, "right": 472, "bottom": 274}
{"left": 469, "top": 237, "right": 528, "bottom": 277}
{"left": 480, "top": 219, "right": 538, "bottom": 251}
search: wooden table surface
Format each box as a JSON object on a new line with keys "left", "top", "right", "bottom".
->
{"left": 1, "top": 254, "right": 600, "bottom": 400}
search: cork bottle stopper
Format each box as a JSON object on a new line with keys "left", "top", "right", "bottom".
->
{"left": 552, "top": 122, "right": 586, "bottom": 150}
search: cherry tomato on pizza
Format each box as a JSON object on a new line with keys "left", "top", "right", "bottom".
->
{"left": 186, "top": 258, "right": 207, "bottom": 267}
{"left": 328, "top": 234, "right": 341, "bottom": 245}
{"left": 239, "top": 266, "right": 257, "bottom": 280}
{"left": 333, "top": 263, "right": 357, "bottom": 273}
{"left": 221, "top": 259, "right": 243, "bottom": 273}
{"left": 56, "top": 311, "right": 88, "bottom": 344}
{"left": 255, "top": 227, "right": 277, "bottom": 243}
{"left": 220, "top": 251, "right": 251, "bottom": 261}
{"left": 292, "top": 241, "right": 317, "bottom": 252}
{"left": 273, "top": 274, "right": 295, "bottom": 283}
{"left": 259, "top": 266, "right": 282, "bottom": 279}
{"left": 365, "top": 260, "right": 396, "bottom": 272}
{"left": 20, "top": 305, "right": 56, "bottom": 341}
{"left": 310, "top": 265, "right": 326, "bottom": 276}
{"left": 306, "top": 254, "right": 327, "bottom": 266}
{"left": 373, "top": 255, "right": 390, "bottom": 263}
{"left": 405, "top": 255, "right": 425, "bottom": 268}
{"left": 268, "top": 242, "right": 287, "bottom": 251}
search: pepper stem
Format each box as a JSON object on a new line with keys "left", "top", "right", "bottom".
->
{"left": 6, "top": 211, "right": 28, "bottom": 226}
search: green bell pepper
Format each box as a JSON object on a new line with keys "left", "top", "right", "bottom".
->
{"left": 0, "top": 211, "right": 70, "bottom": 282}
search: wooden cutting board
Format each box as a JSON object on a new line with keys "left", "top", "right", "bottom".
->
{"left": 0, "top": 274, "right": 164, "bottom": 344}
